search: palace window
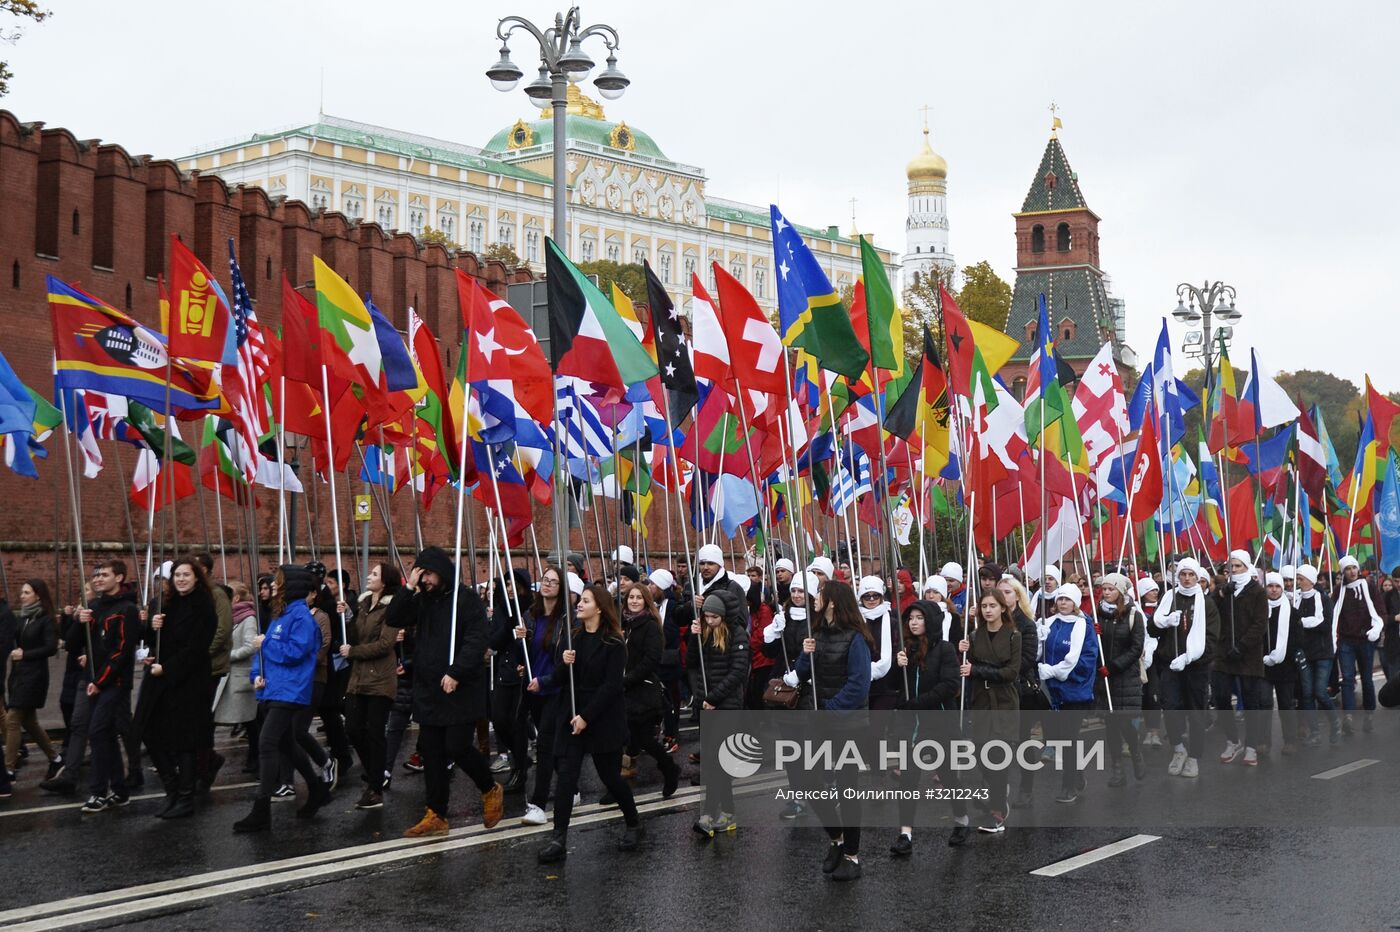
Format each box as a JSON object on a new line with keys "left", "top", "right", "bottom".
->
{"left": 753, "top": 264, "right": 767, "bottom": 299}
{"left": 468, "top": 219, "right": 484, "bottom": 252}
{"left": 497, "top": 223, "right": 514, "bottom": 246}
{"left": 525, "top": 229, "right": 541, "bottom": 262}
{"left": 1056, "top": 222, "right": 1071, "bottom": 252}
{"left": 437, "top": 212, "right": 456, "bottom": 240}
{"left": 408, "top": 209, "right": 425, "bottom": 237}
{"left": 377, "top": 203, "right": 395, "bottom": 230}
{"left": 633, "top": 243, "right": 648, "bottom": 265}
{"left": 683, "top": 251, "right": 697, "bottom": 283}
{"left": 658, "top": 247, "right": 673, "bottom": 284}
{"left": 729, "top": 258, "right": 744, "bottom": 283}
{"left": 1031, "top": 224, "right": 1045, "bottom": 254}
{"left": 580, "top": 232, "right": 596, "bottom": 262}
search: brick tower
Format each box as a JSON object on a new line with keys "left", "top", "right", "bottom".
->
{"left": 1001, "top": 127, "right": 1131, "bottom": 399}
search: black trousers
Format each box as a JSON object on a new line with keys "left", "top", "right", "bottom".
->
{"left": 419, "top": 722, "right": 494, "bottom": 816}
{"left": 257, "top": 701, "right": 320, "bottom": 799}
{"left": 491, "top": 680, "right": 530, "bottom": 772}
{"left": 529, "top": 694, "right": 564, "bottom": 809}
{"left": 88, "top": 687, "right": 129, "bottom": 797}
{"left": 318, "top": 667, "right": 353, "bottom": 764}
{"left": 626, "top": 715, "right": 675, "bottom": 776}
{"left": 1158, "top": 662, "right": 1211, "bottom": 758}
{"left": 284, "top": 684, "right": 329, "bottom": 786}
{"left": 1047, "top": 700, "right": 1093, "bottom": 792}
{"left": 1211, "top": 671, "right": 1267, "bottom": 749}
{"left": 553, "top": 743, "right": 638, "bottom": 835}
{"left": 810, "top": 763, "right": 862, "bottom": 855}
{"left": 1265, "top": 675, "right": 1298, "bottom": 746}
{"left": 345, "top": 693, "right": 392, "bottom": 793}
{"left": 149, "top": 748, "right": 197, "bottom": 795}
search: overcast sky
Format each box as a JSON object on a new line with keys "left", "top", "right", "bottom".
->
{"left": 6, "top": 1, "right": 1398, "bottom": 387}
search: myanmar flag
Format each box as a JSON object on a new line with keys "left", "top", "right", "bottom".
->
{"left": 544, "top": 238, "right": 657, "bottom": 397}
{"left": 312, "top": 256, "right": 383, "bottom": 390}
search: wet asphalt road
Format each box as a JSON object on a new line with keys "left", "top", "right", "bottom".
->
{"left": 4, "top": 723, "right": 1400, "bottom": 931}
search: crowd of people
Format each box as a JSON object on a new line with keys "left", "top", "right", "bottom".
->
{"left": 1, "top": 541, "right": 1397, "bottom": 883}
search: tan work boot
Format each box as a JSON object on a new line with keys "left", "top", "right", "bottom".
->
{"left": 482, "top": 784, "right": 504, "bottom": 829}
{"left": 403, "top": 808, "right": 449, "bottom": 838}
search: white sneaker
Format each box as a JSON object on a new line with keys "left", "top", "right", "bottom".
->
{"left": 520, "top": 803, "right": 547, "bottom": 825}
{"left": 1144, "top": 731, "right": 1162, "bottom": 748}
{"left": 1181, "top": 757, "right": 1199, "bottom": 778}
{"left": 1242, "top": 747, "right": 1258, "bottom": 767}
{"left": 1219, "top": 741, "right": 1243, "bottom": 764}
{"left": 1167, "top": 749, "right": 1187, "bottom": 776}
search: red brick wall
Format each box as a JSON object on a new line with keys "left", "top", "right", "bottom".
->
{"left": 0, "top": 110, "right": 702, "bottom": 601}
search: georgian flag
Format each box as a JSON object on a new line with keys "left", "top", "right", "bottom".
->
{"left": 1072, "top": 342, "right": 1128, "bottom": 470}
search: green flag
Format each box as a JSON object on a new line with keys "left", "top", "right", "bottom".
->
{"left": 859, "top": 236, "right": 901, "bottom": 373}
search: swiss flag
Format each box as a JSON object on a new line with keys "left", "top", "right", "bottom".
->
{"left": 713, "top": 263, "right": 787, "bottom": 396}
{"left": 1128, "top": 413, "right": 1163, "bottom": 522}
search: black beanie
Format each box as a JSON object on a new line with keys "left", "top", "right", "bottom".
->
{"left": 279, "top": 564, "right": 315, "bottom": 604}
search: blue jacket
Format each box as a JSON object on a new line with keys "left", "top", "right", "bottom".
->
{"left": 1043, "top": 615, "right": 1099, "bottom": 708}
{"left": 250, "top": 600, "right": 322, "bottom": 705}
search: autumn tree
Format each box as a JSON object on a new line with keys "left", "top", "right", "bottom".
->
{"left": 480, "top": 242, "right": 523, "bottom": 269}
{"left": 0, "top": 1, "right": 48, "bottom": 97}
{"left": 418, "top": 226, "right": 455, "bottom": 249}
{"left": 577, "top": 260, "right": 647, "bottom": 302}
{"left": 957, "top": 260, "right": 1013, "bottom": 332}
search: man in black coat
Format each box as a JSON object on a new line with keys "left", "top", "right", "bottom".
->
{"left": 78, "top": 560, "right": 142, "bottom": 813}
{"left": 386, "top": 547, "right": 503, "bottom": 836}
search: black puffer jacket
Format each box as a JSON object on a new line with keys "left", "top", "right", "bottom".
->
{"left": 622, "top": 611, "right": 666, "bottom": 724}
{"left": 897, "top": 635, "right": 960, "bottom": 711}
{"left": 6, "top": 607, "right": 57, "bottom": 710}
{"left": 134, "top": 585, "right": 216, "bottom": 752}
{"left": 385, "top": 547, "right": 490, "bottom": 727}
{"left": 685, "top": 589, "right": 749, "bottom": 710}
{"left": 1095, "top": 603, "right": 1145, "bottom": 711}
{"left": 1214, "top": 579, "right": 1269, "bottom": 677}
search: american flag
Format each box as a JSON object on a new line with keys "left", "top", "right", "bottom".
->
{"left": 223, "top": 239, "right": 269, "bottom": 481}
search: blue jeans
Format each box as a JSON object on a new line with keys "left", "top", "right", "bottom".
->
{"left": 1338, "top": 641, "right": 1377, "bottom": 712}
{"left": 1300, "top": 659, "right": 1338, "bottom": 732}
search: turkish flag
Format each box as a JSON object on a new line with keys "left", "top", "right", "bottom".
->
{"left": 1129, "top": 414, "right": 1163, "bottom": 523}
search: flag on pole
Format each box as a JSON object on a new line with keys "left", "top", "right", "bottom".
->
{"left": 713, "top": 263, "right": 787, "bottom": 396}
{"left": 644, "top": 259, "right": 698, "bottom": 422}
{"left": 167, "top": 236, "right": 236, "bottom": 365}
{"left": 544, "top": 238, "right": 657, "bottom": 395}
{"left": 312, "top": 256, "right": 383, "bottom": 389}
{"left": 770, "top": 204, "right": 868, "bottom": 379}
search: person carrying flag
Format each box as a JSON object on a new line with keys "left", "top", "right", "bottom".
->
{"left": 1212, "top": 551, "right": 1270, "bottom": 766}
{"left": 1333, "top": 555, "right": 1383, "bottom": 731}
{"left": 1152, "top": 558, "right": 1220, "bottom": 779}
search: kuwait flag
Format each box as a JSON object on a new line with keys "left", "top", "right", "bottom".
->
{"left": 545, "top": 238, "right": 656, "bottom": 396}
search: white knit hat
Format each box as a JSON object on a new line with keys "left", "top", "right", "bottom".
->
{"left": 697, "top": 544, "right": 724, "bottom": 566}
{"left": 940, "top": 562, "right": 964, "bottom": 583}
{"left": 648, "top": 569, "right": 675, "bottom": 591}
{"left": 775, "top": 558, "right": 795, "bottom": 574}
{"left": 1052, "top": 583, "right": 1083, "bottom": 609}
{"left": 923, "top": 575, "right": 948, "bottom": 598}
{"left": 858, "top": 575, "right": 886, "bottom": 597}
{"left": 567, "top": 572, "right": 585, "bottom": 596}
{"left": 1136, "top": 577, "right": 1160, "bottom": 600}
{"left": 1044, "top": 564, "right": 1062, "bottom": 584}
{"left": 1297, "top": 564, "right": 1319, "bottom": 584}
{"left": 1229, "top": 549, "right": 1252, "bottom": 568}
{"left": 1176, "top": 557, "right": 1202, "bottom": 581}
{"left": 792, "top": 571, "right": 821, "bottom": 596}
{"left": 1340, "top": 555, "right": 1360, "bottom": 571}
{"left": 1281, "top": 564, "right": 1296, "bottom": 580}
{"left": 611, "top": 545, "right": 635, "bottom": 564}
{"left": 808, "top": 556, "right": 835, "bottom": 579}
{"left": 1265, "top": 571, "right": 1284, "bottom": 588}
{"left": 1099, "top": 573, "right": 1131, "bottom": 601}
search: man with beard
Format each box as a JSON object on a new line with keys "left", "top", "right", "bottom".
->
{"left": 386, "top": 547, "right": 504, "bottom": 836}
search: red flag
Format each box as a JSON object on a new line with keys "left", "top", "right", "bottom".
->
{"left": 689, "top": 275, "right": 731, "bottom": 384}
{"left": 1227, "top": 477, "right": 1259, "bottom": 549}
{"left": 940, "top": 285, "right": 975, "bottom": 399}
{"left": 713, "top": 263, "right": 787, "bottom": 396}
{"left": 1367, "top": 376, "right": 1400, "bottom": 453}
{"left": 281, "top": 274, "right": 325, "bottom": 387}
{"left": 166, "top": 236, "right": 232, "bottom": 364}
{"left": 1129, "top": 415, "right": 1163, "bottom": 523}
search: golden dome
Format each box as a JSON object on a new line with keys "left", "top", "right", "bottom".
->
{"left": 906, "top": 128, "right": 947, "bottom": 181}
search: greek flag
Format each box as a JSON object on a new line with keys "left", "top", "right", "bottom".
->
{"left": 555, "top": 378, "right": 612, "bottom": 459}
{"left": 831, "top": 448, "right": 871, "bottom": 515}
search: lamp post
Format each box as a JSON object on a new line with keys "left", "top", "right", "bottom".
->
{"left": 1171, "top": 280, "right": 1241, "bottom": 406}
{"left": 485, "top": 6, "right": 628, "bottom": 256}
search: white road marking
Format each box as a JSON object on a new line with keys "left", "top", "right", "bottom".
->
{"left": 0, "top": 775, "right": 784, "bottom": 930}
{"left": 1030, "top": 834, "right": 1161, "bottom": 878}
{"left": 1311, "top": 759, "right": 1380, "bottom": 780}
{"left": 0, "top": 781, "right": 257, "bottom": 819}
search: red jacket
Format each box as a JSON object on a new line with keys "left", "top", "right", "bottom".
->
{"left": 749, "top": 603, "right": 775, "bottom": 670}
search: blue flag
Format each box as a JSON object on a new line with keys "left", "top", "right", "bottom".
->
{"left": 1377, "top": 452, "right": 1400, "bottom": 573}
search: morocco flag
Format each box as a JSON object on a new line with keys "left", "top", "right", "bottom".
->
{"left": 544, "top": 238, "right": 657, "bottom": 396}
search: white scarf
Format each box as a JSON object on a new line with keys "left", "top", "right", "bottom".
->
{"left": 1296, "top": 589, "right": 1326, "bottom": 630}
{"left": 863, "top": 602, "right": 893, "bottom": 681}
{"left": 1332, "top": 577, "right": 1383, "bottom": 642}
{"left": 1231, "top": 572, "right": 1253, "bottom": 593}
{"left": 1264, "top": 596, "right": 1291, "bottom": 666}
{"left": 1157, "top": 586, "right": 1207, "bottom": 666}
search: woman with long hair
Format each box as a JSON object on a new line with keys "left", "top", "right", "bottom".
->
{"left": 765, "top": 570, "right": 818, "bottom": 821}
{"left": 233, "top": 565, "right": 331, "bottom": 833}
{"left": 136, "top": 557, "right": 218, "bottom": 819}
{"left": 999, "top": 575, "right": 1046, "bottom": 809}
{"left": 791, "top": 580, "right": 873, "bottom": 880}
{"left": 5, "top": 579, "right": 63, "bottom": 782}
{"left": 889, "top": 599, "right": 959, "bottom": 856}
{"left": 955, "top": 591, "right": 1022, "bottom": 838}
{"left": 338, "top": 561, "right": 403, "bottom": 810}
{"left": 519, "top": 565, "right": 576, "bottom": 826}
{"left": 1037, "top": 584, "right": 1099, "bottom": 805}
{"left": 534, "top": 583, "right": 644, "bottom": 863}
{"left": 687, "top": 584, "right": 750, "bottom": 836}
{"left": 1095, "top": 573, "right": 1146, "bottom": 787}
{"left": 619, "top": 582, "right": 680, "bottom": 797}
{"left": 745, "top": 575, "right": 778, "bottom": 709}
{"left": 488, "top": 568, "right": 535, "bottom": 795}
{"left": 214, "top": 582, "right": 260, "bottom": 772}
